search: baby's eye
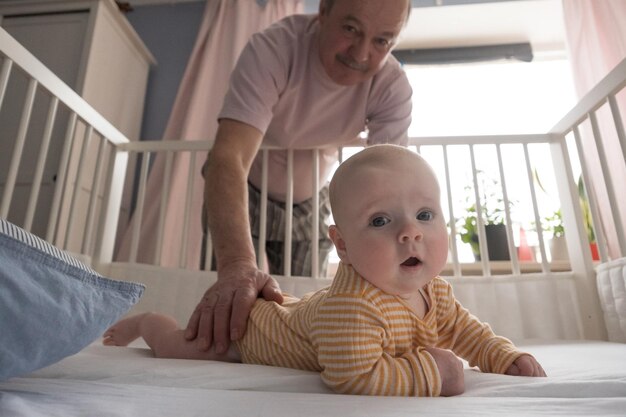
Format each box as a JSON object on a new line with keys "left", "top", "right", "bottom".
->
{"left": 370, "top": 216, "right": 390, "bottom": 227}
{"left": 417, "top": 211, "right": 434, "bottom": 221}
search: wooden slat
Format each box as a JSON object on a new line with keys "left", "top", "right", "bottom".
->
{"left": 179, "top": 151, "right": 197, "bottom": 268}
{"left": 258, "top": 149, "right": 269, "bottom": 272}
{"left": 496, "top": 143, "right": 520, "bottom": 275}
{"left": 284, "top": 149, "right": 294, "bottom": 277}
{"left": 24, "top": 96, "right": 58, "bottom": 231}
{"left": 82, "top": 137, "right": 107, "bottom": 254}
{"left": 47, "top": 113, "right": 77, "bottom": 242}
{"left": 523, "top": 143, "right": 548, "bottom": 273}
{"left": 129, "top": 151, "right": 151, "bottom": 263}
{"left": 64, "top": 125, "right": 92, "bottom": 249}
{"left": 311, "top": 149, "right": 320, "bottom": 278}
{"left": 1, "top": 78, "right": 37, "bottom": 218}
{"left": 589, "top": 111, "right": 626, "bottom": 257}
{"left": 0, "top": 58, "right": 13, "bottom": 111}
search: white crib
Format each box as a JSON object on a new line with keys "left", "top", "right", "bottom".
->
{"left": 1, "top": 24, "right": 626, "bottom": 416}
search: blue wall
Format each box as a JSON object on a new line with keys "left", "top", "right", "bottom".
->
{"left": 126, "top": 2, "right": 205, "bottom": 140}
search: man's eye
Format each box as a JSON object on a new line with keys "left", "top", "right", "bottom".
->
{"left": 376, "top": 38, "right": 390, "bottom": 48}
{"left": 417, "top": 211, "right": 434, "bottom": 221}
{"left": 343, "top": 25, "right": 358, "bottom": 34}
{"left": 371, "top": 216, "right": 390, "bottom": 227}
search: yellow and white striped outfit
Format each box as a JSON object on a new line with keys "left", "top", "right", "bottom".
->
{"left": 236, "top": 263, "right": 524, "bottom": 396}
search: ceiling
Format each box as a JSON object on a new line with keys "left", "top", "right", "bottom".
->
{"left": 125, "top": 0, "right": 567, "bottom": 58}
{"left": 397, "top": 0, "right": 566, "bottom": 56}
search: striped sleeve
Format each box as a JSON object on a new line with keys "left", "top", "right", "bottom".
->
{"left": 433, "top": 279, "right": 523, "bottom": 374}
{"left": 311, "top": 292, "right": 442, "bottom": 397}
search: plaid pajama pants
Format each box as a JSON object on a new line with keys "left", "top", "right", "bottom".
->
{"left": 202, "top": 182, "right": 332, "bottom": 277}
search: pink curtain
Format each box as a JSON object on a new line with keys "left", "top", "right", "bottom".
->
{"left": 116, "top": 0, "right": 303, "bottom": 268}
{"left": 562, "top": 0, "right": 626, "bottom": 258}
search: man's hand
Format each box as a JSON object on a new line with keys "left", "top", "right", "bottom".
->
{"left": 184, "top": 261, "right": 283, "bottom": 353}
{"left": 505, "top": 354, "right": 546, "bottom": 377}
{"left": 424, "top": 346, "right": 465, "bottom": 396}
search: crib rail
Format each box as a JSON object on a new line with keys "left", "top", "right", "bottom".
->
{"left": 0, "top": 26, "right": 130, "bottom": 264}
{"left": 549, "top": 58, "right": 626, "bottom": 264}
{"left": 112, "top": 132, "right": 606, "bottom": 276}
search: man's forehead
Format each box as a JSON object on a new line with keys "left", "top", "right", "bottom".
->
{"left": 333, "top": 0, "right": 408, "bottom": 25}
{"left": 332, "top": 0, "right": 410, "bottom": 25}
{"left": 341, "top": 13, "right": 403, "bottom": 37}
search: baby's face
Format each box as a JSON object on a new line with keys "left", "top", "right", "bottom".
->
{"left": 333, "top": 159, "right": 449, "bottom": 296}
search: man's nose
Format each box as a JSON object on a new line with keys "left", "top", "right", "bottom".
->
{"left": 349, "top": 37, "right": 369, "bottom": 63}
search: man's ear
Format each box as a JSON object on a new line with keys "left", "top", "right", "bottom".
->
{"left": 329, "top": 225, "right": 350, "bottom": 264}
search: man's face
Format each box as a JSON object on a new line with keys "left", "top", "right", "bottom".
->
{"left": 317, "top": 0, "right": 408, "bottom": 86}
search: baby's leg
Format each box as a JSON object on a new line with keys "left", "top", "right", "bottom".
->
{"left": 103, "top": 312, "right": 241, "bottom": 362}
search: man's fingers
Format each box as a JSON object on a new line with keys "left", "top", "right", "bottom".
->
{"left": 186, "top": 266, "right": 284, "bottom": 353}
{"left": 260, "top": 277, "right": 284, "bottom": 304}
{"left": 213, "top": 294, "right": 233, "bottom": 354}
{"left": 194, "top": 292, "right": 218, "bottom": 350}
{"left": 184, "top": 308, "right": 201, "bottom": 340}
{"left": 230, "top": 287, "right": 258, "bottom": 341}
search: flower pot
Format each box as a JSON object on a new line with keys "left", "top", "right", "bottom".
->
{"left": 473, "top": 224, "right": 511, "bottom": 261}
{"left": 549, "top": 236, "right": 568, "bottom": 261}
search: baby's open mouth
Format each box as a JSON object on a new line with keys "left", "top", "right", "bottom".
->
{"left": 401, "top": 257, "right": 421, "bottom": 267}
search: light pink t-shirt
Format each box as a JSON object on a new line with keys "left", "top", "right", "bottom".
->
{"left": 219, "top": 14, "right": 412, "bottom": 203}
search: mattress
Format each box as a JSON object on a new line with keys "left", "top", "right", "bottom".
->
{"left": 1, "top": 339, "right": 625, "bottom": 416}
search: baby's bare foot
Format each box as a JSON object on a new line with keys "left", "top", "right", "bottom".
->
{"left": 102, "top": 313, "right": 146, "bottom": 346}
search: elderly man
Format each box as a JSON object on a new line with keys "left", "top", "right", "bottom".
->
{"left": 187, "top": 0, "right": 413, "bottom": 354}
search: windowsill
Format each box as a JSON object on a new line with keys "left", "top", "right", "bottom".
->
{"left": 440, "top": 260, "right": 573, "bottom": 276}
{"left": 325, "top": 260, "right": 574, "bottom": 278}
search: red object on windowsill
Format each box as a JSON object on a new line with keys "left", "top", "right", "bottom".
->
{"left": 517, "top": 227, "right": 534, "bottom": 261}
{"left": 590, "top": 242, "right": 600, "bottom": 261}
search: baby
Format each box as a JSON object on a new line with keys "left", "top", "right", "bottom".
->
{"left": 104, "top": 144, "right": 545, "bottom": 396}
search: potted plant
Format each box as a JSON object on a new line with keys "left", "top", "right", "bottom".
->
{"left": 543, "top": 209, "right": 565, "bottom": 239}
{"left": 457, "top": 177, "right": 511, "bottom": 261}
{"left": 543, "top": 209, "right": 568, "bottom": 260}
{"left": 539, "top": 176, "right": 598, "bottom": 262}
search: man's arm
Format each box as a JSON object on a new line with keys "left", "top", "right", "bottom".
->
{"left": 185, "top": 119, "right": 283, "bottom": 353}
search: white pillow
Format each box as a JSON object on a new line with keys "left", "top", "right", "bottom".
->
{"left": 0, "top": 219, "right": 144, "bottom": 381}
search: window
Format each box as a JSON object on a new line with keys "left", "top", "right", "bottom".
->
{"left": 406, "top": 58, "right": 578, "bottom": 262}
{"left": 406, "top": 59, "right": 577, "bottom": 137}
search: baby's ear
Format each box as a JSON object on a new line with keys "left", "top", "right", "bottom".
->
{"left": 329, "top": 225, "right": 350, "bottom": 263}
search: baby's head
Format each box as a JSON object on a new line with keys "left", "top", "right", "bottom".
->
{"left": 329, "top": 144, "right": 449, "bottom": 296}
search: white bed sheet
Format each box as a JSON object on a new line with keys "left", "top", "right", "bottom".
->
{"left": 1, "top": 340, "right": 625, "bottom": 417}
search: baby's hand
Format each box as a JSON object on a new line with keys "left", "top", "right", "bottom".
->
{"left": 424, "top": 346, "right": 465, "bottom": 396}
{"left": 505, "top": 354, "right": 546, "bottom": 377}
